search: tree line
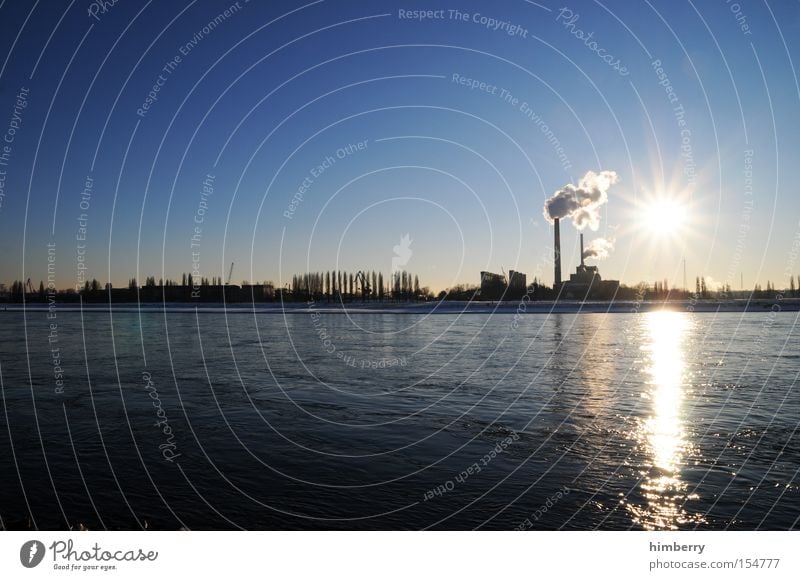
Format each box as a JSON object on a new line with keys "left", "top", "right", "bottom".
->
{"left": 0, "top": 269, "right": 433, "bottom": 303}
{"left": 4, "top": 273, "right": 800, "bottom": 303}
{"left": 289, "top": 270, "right": 430, "bottom": 301}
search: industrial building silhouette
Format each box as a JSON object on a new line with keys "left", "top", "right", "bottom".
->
{"left": 479, "top": 217, "right": 618, "bottom": 301}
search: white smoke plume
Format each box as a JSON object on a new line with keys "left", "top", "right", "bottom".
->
{"left": 703, "top": 276, "right": 722, "bottom": 292}
{"left": 582, "top": 236, "right": 615, "bottom": 260}
{"left": 543, "top": 170, "right": 619, "bottom": 231}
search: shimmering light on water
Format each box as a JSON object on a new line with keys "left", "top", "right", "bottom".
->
{"left": 647, "top": 310, "right": 686, "bottom": 474}
{"left": 629, "top": 310, "right": 703, "bottom": 530}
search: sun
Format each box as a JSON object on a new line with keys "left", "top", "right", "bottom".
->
{"left": 640, "top": 197, "right": 688, "bottom": 238}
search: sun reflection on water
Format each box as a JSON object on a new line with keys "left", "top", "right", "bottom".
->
{"left": 627, "top": 310, "right": 704, "bottom": 530}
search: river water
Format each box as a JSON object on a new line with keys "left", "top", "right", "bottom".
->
{"left": 0, "top": 309, "right": 798, "bottom": 530}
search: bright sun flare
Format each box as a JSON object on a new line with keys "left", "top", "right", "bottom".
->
{"left": 641, "top": 198, "right": 687, "bottom": 237}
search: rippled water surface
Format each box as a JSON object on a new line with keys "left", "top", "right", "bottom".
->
{"left": 1, "top": 309, "right": 798, "bottom": 530}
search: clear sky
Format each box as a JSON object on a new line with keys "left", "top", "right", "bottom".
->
{"left": 1, "top": 0, "right": 799, "bottom": 292}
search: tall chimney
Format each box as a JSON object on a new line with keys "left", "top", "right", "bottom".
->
{"left": 554, "top": 217, "right": 562, "bottom": 288}
{"left": 580, "top": 233, "right": 585, "bottom": 268}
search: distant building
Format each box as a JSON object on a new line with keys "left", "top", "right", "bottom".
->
{"left": 569, "top": 263, "right": 599, "bottom": 285}
{"left": 479, "top": 271, "right": 505, "bottom": 300}
{"left": 508, "top": 270, "right": 526, "bottom": 293}
{"left": 561, "top": 262, "right": 600, "bottom": 298}
{"left": 559, "top": 234, "right": 619, "bottom": 300}
{"left": 480, "top": 270, "right": 528, "bottom": 300}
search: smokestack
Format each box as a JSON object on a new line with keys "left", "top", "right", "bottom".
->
{"left": 554, "top": 217, "right": 562, "bottom": 288}
{"left": 580, "top": 233, "right": 585, "bottom": 268}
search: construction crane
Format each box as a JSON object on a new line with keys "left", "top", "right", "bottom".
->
{"left": 226, "top": 262, "right": 234, "bottom": 285}
{"left": 355, "top": 270, "right": 371, "bottom": 301}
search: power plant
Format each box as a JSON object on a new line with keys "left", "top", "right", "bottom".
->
{"left": 478, "top": 168, "right": 622, "bottom": 301}
{"left": 554, "top": 227, "right": 619, "bottom": 300}
{"left": 554, "top": 217, "right": 562, "bottom": 288}
{"left": 476, "top": 218, "right": 619, "bottom": 301}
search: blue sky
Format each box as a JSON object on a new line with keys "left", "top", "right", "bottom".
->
{"left": 1, "top": 0, "right": 799, "bottom": 292}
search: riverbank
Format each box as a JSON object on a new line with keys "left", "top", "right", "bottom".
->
{"left": 2, "top": 298, "right": 798, "bottom": 314}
